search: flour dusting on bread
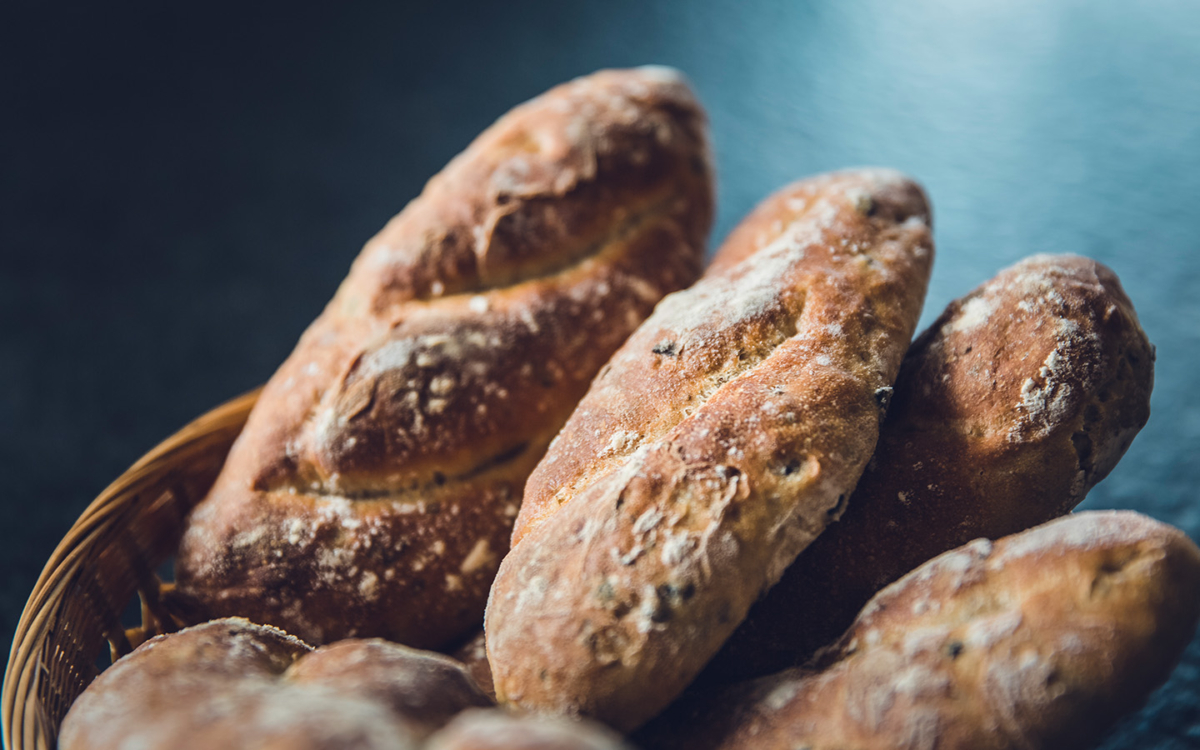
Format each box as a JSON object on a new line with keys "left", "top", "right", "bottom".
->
{"left": 174, "top": 68, "right": 714, "bottom": 647}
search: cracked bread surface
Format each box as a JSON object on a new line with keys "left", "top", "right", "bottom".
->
{"left": 705, "top": 253, "right": 1155, "bottom": 682}
{"left": 486, "top": 169, "right": 933, "bottom": 730}
{"left": 173, "top": 67, "right": 714, "bottom": 648}
{"left": 640, "top": 511, "right": 1200, "bottom": 750}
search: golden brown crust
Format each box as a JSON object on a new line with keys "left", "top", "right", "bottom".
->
{"left": 487, "top": 169, "right": 933, "bottom": 730}
{"left": 641, "top": 511, "right": 1200, "bottom": 750}
{"left": 59, "top": 619, "right": 500, "bottom": 750}
{"left": 425, "top": 709, "right": 634, "bottom": 750}
{"left": 514, "top": 170, "right": 932, "bottom": 547}
{"left": 173, "top": 67, "right": 713, "bottom": 647}
{"left": 706, "top": 254, "right": 1155, "bottom": 681}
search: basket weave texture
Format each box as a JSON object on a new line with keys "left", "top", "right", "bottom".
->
{"left": 2, "top": 389, "right": 260, "bottom": 750}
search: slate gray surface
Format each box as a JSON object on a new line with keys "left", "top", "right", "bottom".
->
{"left": 2, "top": 0, "right": 1198, "bottom": 746}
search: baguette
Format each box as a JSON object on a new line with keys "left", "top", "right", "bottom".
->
{"left": 641, "top": 511, "right": 1200, "bottom": 750}
{"left": 486, "top": 169, "right": 934, "bottom": 729}
{"left": 173, "top": 67, "right": 713, "bottom": 648}
{"left": 706, "top": 254, "right": 1154, "bottom": 681}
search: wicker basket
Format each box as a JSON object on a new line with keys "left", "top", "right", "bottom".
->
{"left": 2, "top": 389, "right": 261, "bottom": 750}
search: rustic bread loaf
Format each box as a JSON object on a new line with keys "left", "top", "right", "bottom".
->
{"left": 640, "top": 511, "right": 1200, "bottom": 750}
{"left": 425, "top": 709, "right": 634, "bottom": 750}
{"left": 704, "top": 254, "right": 1155, "bottom": 681}
{"left": 59, "top": 618, "right": 495, "bottom": 749}
{"left": 173, "top": 67, "right": 713, "bottom": 648}
{"left": 486, "top": 169, "right": 934, "bottom": 729}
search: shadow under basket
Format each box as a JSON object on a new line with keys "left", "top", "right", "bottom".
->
{"left": 2, "top": 389, "right": 261, "bottom": 750}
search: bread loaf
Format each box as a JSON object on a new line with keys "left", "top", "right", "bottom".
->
{"left": 705, "top": 254, "right": 1154, "bottom": 681}
{"left": 640, "top": 511, "right": 1200, "bottom": 750}
{"left": 60, "top": 618, "right": 493, "bottom": 749}
{"left": 173, "top": 67, "right": 713, "bottom": 648}
{"left": 486, "top": 169, "right": 934, "bottom": 729}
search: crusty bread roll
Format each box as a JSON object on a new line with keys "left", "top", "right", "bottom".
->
{"left": 486, "top": 169, "right": 934, "bottom": 730}
{"left": 425, "top": 709, "right": 634, "bottom": 750}
{"left": 704, "top": 254, "right": 1155, "bottom": 681}
{"left": 60, "top": 619, "right": 462, "bottom": 749}
{"left": 60, "top": 618, "right": 494, "bottom": 749}
{"left": 173, "top": 67, "right": 713, "bottom": 648}
{"left": 640, "top": 511, "right": 1200, "bottom": 750}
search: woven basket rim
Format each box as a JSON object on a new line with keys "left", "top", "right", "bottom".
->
{"left": 2, "top": 388, "right": 261, "bottom": 750}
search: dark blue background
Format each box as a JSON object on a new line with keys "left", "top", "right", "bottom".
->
{"left": 3, "top": 1, "right": 1198, "bottom": 746}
